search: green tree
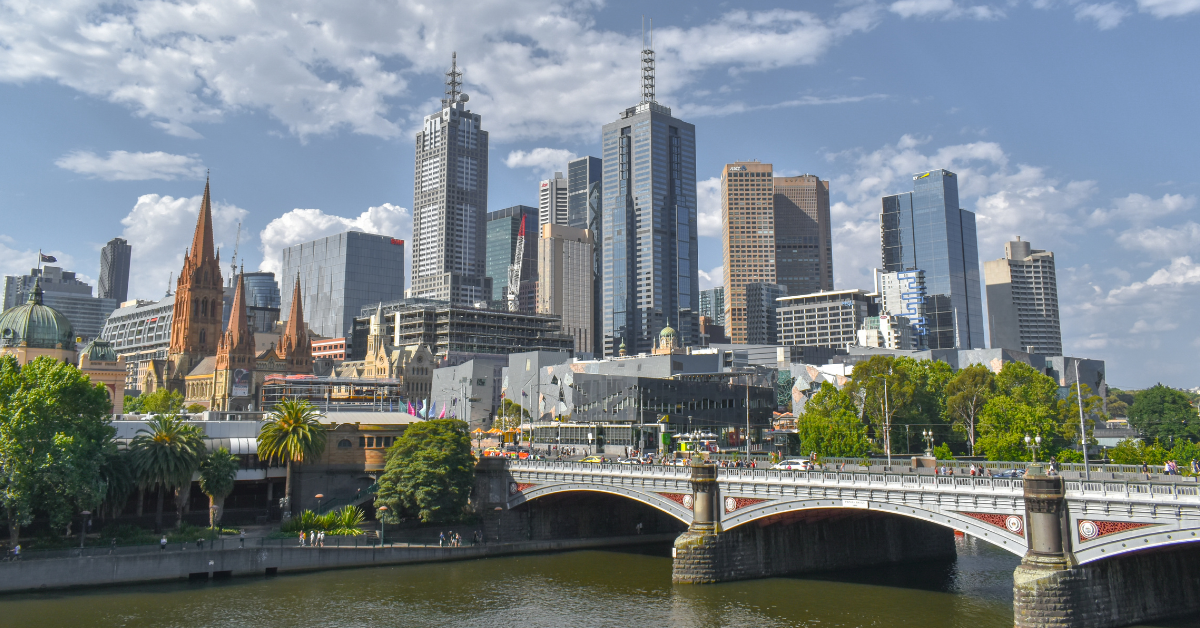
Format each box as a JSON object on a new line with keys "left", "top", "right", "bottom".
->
{"left": 794, "top": 383, "right": 871, "bottom": 458}
{"left": 975, "top": 362, "right": 1067, "bottom": 461}
{"left": 375, "top": 419, "right": 474, "bottom": 524}
{"left": 1108, "top": 439, "right": 1168, "bottom": 466}
{"left": 0, "top": 356, "right": 116, "bottom": 544}
{"left": 199, "top": 447, "right": 240, "bottom": 528}
{"left": 1106, "top": 387, "right": 1134, "bottom": 418}
{"left": 846, "top": 355, "right": 915, "bottom": 456}
{"left": 1128, "top": 384, "right": 1198, "bottom": 443}
{"left": 97, "top": 445, "right": 135, "bottom": 519}
{"left": 128, "top": 414, "right": 205, "bottom": 531}
{"left": 185, "top": 403, "right": 207, "bottom": 414}
{"left": 494, "top": 398, "right": 528, "bottom": 431}
{"left": 776, "top": 371, "right": 796, "bottom": 413}
{"left": 944, "top": 364, "right": 997, "bottom": 456}
{"left": 257, "top": 398, "right": 327, "bottom": 515}
{"left": 127, "top": 389, "right": 184, "bottom": 415}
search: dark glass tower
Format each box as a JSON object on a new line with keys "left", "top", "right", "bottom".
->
{"left": 485, "top": 205, "right": 538, "bottom": 311}
{"left": 98, "top": 237, "right": 131, "bottom": 303}
{"left": 880, "top": 169, "right": 983, "bottom": 349}
{"left": 568, "top": 156, "right": 602, "bottom": 354}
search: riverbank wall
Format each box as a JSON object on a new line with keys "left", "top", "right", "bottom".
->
{"left": 0, "top": 533, "right": 678, "bottom": 594}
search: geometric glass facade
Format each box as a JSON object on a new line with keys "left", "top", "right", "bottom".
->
{"left": 98, "top": 237, "right": 132, "bottom": 303}
{"left": 485, "top": 205, "right": 538, "bottom": 310}
{"left": 699, "top": 286, "right": 725, "bottom": 326}
{"left": 881, "top": 169, "right": 984, "bottom": 349}
{"left": 242, "top": 271, "right": 281, "bottom": 309}
{"left": 280, "top": 231, "right": 406, "bottom": 339}
{"left": 568, "top": 156, "right": 603, "bottom": 354}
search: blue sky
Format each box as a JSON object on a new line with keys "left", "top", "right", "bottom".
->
{"left": 0, "top": 0, "right": 1197, "bottom": 387}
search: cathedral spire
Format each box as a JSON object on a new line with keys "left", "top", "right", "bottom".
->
{"left": 190, "top": 177, "right": 216, "bottom": 263}
{"left": 281, "top": 274, "right": 307, "bottom": 348}
{"left": 216, "top": 271, "right": 254, "bottom": 370}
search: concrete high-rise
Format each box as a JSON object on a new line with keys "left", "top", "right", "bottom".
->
{"left": 98, "top": 237, "right": 131, "bottom": 303}
{"left": 280, "top": 231, "right": 406, "bottom": 338}
{"left": 2, "top": 265, "right": 117, "bottom": 343}
{"left": 721, "top": 161, "right": 776, "bottom": 343}
{"left": 411, "top": 53, "right": 489, "bottom": 306}
{"left": 774, "top": 174, "right": 833, "bottom": 295}
{"left": 537, "top": 224, "right": 595, "bottom": 355}
{"left": 568, "top": 156, "right": 603, "bottom": 355}
{"left": 699, "top": 287, "right": 725, "bottom": 326}
{"left": 539, "top": 172, "right": 569, "bottom": 228}
{"left": 984, "top": 237, "right": 1062, "bottom": 355}
{"left": 745, "top": 282, "right": 786, "bottom": 345}
{"left": 600, "top": 40, "right": 697, "bottom": 356}
{"left": 485, "top": 205, "right": 538, "bottom": 311}
{"left": 881, "top": 169, "right": 984, "bottom": 349}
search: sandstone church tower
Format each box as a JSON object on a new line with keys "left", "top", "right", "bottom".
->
{"left": 213, "top": 272, "right": 256, "bottom": 410}
{"left": 166, "top": 178, "right": 225, "bottom": 392}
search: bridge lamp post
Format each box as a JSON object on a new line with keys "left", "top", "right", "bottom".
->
{"left": 922, "top": 429, "right": 934, "bottom": 457}
{"left": 872, "top": 374, "right": 892, "bottom": 466}
{"left": 315, "top": 494, "right": 324, "bottom": 513}
{"left": 1024, "top": 434, "right": 1042, "bottom": 463}
{"left": 377, "top": 505, "right": 387, "bottom": 547}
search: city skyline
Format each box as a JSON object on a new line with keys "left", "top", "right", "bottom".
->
{"left": 1, "top": 2, "right": 1197, "bottom": 386}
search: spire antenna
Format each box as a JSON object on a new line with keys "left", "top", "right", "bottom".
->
{"left": 641, "top": 18, "right": 655, "bottom": 104}
{"left": 442, "top": 51, "right": 463, "bottom": 108}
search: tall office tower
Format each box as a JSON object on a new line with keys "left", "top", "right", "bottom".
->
{"left": 745, "top": 282, "right": 787, "bottom": 345}
{"left": 537, "top": 224, "right": 595, "bottom": 354}
{"left": 774, "top": 174, "right": 833, "bottom": 295}
{"left": 601, "top": 38, "right": 697, "bottom": 356}
{"left": 539, "top": 172, "right": 570, "bottom": 228}
{"left": 874, "top": 268, "right": 928, "bottom": 348}
{"left": 880, "top": 169, "right": 984, "bottom": 349}
{"left": 721, "top": 161, "right": 776, "bottom": 343}
{"left": 242, "top": 271, "right": 281, "bottom": 308}
{"left": 699, "top": 286, "right": 725, "bottom": 326}
{"left": 98, "top": 237, "right": 131, "bottom": 303}
{"left": 411, "top": 53, "right": 490, "bottom": 306}
{"left": 280, "top": 231, "right": 406, "bottom": 338}
{"left": 984, "top": 237, "right": 1062, "bottom": 355}
{"left": 568, "top": 156, "right": 603, "bottom": 355}
{"left": 486, "top": 205, "right": 538, "bottom": 311}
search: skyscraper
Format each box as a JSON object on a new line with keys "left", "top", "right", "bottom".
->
{"left": 538, "top": 172, "right": 569, "bottom": 228}
{"left": 485, "top": 205, "right": 538, "bottom": 311}
{"left": 880, "top": 169, "right": 984, "bottom": 349}
{"left": 98, "top": 237, "right": 131, "bottom": 303}
{"left": 984, "top": 237, "right": 1062, "bottom": 355}
{"left": 1, "top": 265, "right": 117, "bottom": 343}
{"left": 745, "top": 282, "right": 786, "bottom": 345}
{"left": 721, "top": 161, "right": 776, "bottom": 343}
{"left": 537, "top": 224, "right": 595, "bottom": 354}
{"left": 774, "top": 174, "right": 833, "bottom": 295}
{"left": 411, "top": 53, "right": 490, "bottom": 306}
{"left": 242, "top": 271, "right": 281, "bottom": 308}
{"left": 280, "top": 231, "right": 406, "bottom": 338}
{"left": 601, "top": 37, "right": 697, "bottom": 356}
{"left": 699, "top": 286, "right": 725, "bottom": 326}
{"left": 568, "top": 156, "right": 603, "bottom": 355}
{"left": 874, "top": 268, "right": 927, "bottom": 348}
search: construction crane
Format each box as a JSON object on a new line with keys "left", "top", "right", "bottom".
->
{"left": 506, "top": 215, "right": 526, "bottom": 312}
{"left": 229, "top": 222, "right": 242, "bottom": 286}
{"left": 165, "top": 272, "right": 173, "bottom": 297}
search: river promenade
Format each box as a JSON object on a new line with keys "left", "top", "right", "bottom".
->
{"left": 0, "top": 533, "right": 677, "bottom": 593}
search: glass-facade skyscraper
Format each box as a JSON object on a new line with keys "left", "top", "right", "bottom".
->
{"left": 485, "top": 205, "right": 538, "bottom": 311}
{"left": 568, "top": 156, "right": 602, "bottom": 354}
{"left": 600, "top": 48, "right": 698, "bottom": 356}
{"left": 280, "top": 231, "right": 406, "bottom": 339}
{"left": 881, "top": 169, "right": 983, "bottom": 349}
{"left": 98, "top": 237, "right": 131, "bottom": 303}
{"left": 242, "top": 271, "right": 281, "bottom": 309}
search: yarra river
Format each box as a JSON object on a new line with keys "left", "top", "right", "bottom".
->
{"left": 1, "top": 537, "right": 1198, "bottom": 628}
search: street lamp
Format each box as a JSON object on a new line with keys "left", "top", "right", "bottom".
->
{"left": 315, "top": 494, "right": 324, "bottom": 514}
{"left": 79, "top": 511, "right": 91, "bottom": 549}
{"left": 587, "top": 431, "right": 594, "bottom": 456}
{"left": 922, "top": 429, "right": 935, "bottom": 457}
{"left": 872, "top": 373, "right": 892, "bottom": 466}
{"left": 376, "top": 505, "right": 387, "bottom": 547}
{"left": 1024, "top": 434, "right": 1042, "bottom": 463}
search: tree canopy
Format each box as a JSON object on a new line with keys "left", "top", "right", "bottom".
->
{"left": 794, "top": 383, "right": 870, "bottom": 458}
{"left": 124, "top": 389, "right": 184, "bottom": 415}
{"left": 1128, "top": 384, "right": 1198, "bottom": 443}
{"left": 375, "top": 419, "right": 474, "bottom": 524}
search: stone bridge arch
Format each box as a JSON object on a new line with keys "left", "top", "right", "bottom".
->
{"left": 509, "top": 483, "right": 693, "bottom": 525}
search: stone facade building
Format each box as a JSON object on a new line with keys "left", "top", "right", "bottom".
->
{"left": 166, "top": 179, "right": 226, "bottom": 394}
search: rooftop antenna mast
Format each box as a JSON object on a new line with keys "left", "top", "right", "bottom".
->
{"left": 229, "top": 221, "right": 241, "bottom": 287}
{"left": 641, "top": 17, "right": 655, "bottom": 104}
{"left": 442, "top": 52, "right": 464, "bottom": 108}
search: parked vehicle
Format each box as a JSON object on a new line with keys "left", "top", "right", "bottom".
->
{"left": 772, "top": 459, "right": 813, "bottom": 471}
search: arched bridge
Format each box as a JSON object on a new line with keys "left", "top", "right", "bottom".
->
{"left": 501, "top": 459, "right": 1200, "bottom": 563}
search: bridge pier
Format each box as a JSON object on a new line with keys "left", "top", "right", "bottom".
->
{"left": 1014, "top": 465, "right": 1200, "bottom": 628}
{"left": 671, "top": 459, "right": 955, "bottom": 584}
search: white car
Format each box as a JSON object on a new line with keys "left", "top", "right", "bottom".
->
{"left": 773, "top": 459, "right": 813, "bottom": 471}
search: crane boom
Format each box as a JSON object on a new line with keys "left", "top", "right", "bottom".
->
{"left": 507, "top": 215, "right": 526, "bottom": 312}
{"left": 229, "top": 222, "right": 242, "bottom": 285}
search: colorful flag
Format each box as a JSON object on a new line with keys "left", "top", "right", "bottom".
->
{"left": 407, "top": 401, "right": 414, "bottom": 415}
{"left": 438, "top": 405, "right": 447, "bottom": 419}
{"left": 40, "top": 253, "right": 56, "bottom": 263}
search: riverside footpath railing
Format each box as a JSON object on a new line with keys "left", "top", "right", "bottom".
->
{"left": 2, "top": 535, "right": 430, "bottom": 563}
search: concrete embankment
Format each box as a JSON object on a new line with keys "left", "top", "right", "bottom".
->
{"left": 0, "top": 533, "right": 678, "bottom": 593}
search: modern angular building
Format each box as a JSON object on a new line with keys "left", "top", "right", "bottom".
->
{"left": 699, "top": 286, "right": 725, "bottom": 326}
{"left": 98, "top": 237, "right": 132, "bottom": 303}
{"left": 601, "top": 40, "right": 698, "bottom": 356}
{"left": 568, "top": 156, "right": 603, "bottom": 355}
{"left": 774, "top": 174, "right": 833, "bottom": 296}
{"left": 874, "top": 268, "right": 928, "bottom": 348}
{"left": 242, "top": 272, "right": 281, "bottom": 309}
{"left": 279, "top": 231, "right": 406, "bottom": 339}
{"left": 880, "top": 169, "right": 984, "bottom": 349}
{"left": 538, "top": 172, "right": 569, "bottom": 228}
{"left": 410, "top": 54, "right": 490, "bottom": 306}
{"left": 745, "top": 282, "right": 787, "bottom": 345}
{"left": 485, "top": 205, "right": 538, "bottom": 311}
{"left": 984, "top": 237, "right": 1062, "bottom": 355}
{"left": 537, "top": 224, "right": 595, "bottom": 355}
{"left": 2, "top": 265, "right": 117, "bottom": 343}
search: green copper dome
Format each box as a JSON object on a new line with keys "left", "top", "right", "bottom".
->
{"left": 0, "top": 280, "right": 75, "bottom": 350}
{"left": 659, "top": 325, "right": 677, "bottom": 338}
{"left": 81, "top": 338, "right": 118, "bottom": 362}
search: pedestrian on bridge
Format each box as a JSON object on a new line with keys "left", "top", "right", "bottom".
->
{"left": 160, "top": 536, "right": 167, "bottom": 551}
{"left": 240, "top": 530, "right": 245, "bottom": 548}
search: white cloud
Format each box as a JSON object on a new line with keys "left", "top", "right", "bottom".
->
{"left": 1137, "top": 0, "right": 1200, "bottom": 17}
{"left": 119, "top": 192, "right": 247, "bottom": 301}
{"left": 1087, "top": 193, "right": 1195, "bottom": 226}
{"left": 1075, "top": 3, "right": 1132, "bottom": 29}
{"left": 699, "top": 265, "right": 724, "bottom": 289}
{"left": 0, "top": 1, "right": 882, "bottom": 141}
{"left": 1106, "top": 256, "right": 1200, "bottom": 302}
{"left": 504, "top": 148, "right": 577, "bottom": 179}
{"left": 889, "top": 0, "right": 1003, "bottom": 19}
{"left": 55, "top": 150, "right": 206, "bottom": 181}
{"left": 697, "top": 177, "right": 723, "bottom": 238}
{"left": 0, "top": 235, "right": 88, "bottom": 288}
{"left": 1117, "top": 222, "right": 1200, "bottom": 259}
{"left": 258, "top": 204, "right": 412, "bottom": 278}
{"left": 677, "top": 94, "right": 887, "bottom": 119}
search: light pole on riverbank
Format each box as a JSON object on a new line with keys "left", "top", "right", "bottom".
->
{"left": 79, "top": 511, "right": 90, "bottom": 549}
{"left": 377, "top": 505, "right": 387, "bottom": 546}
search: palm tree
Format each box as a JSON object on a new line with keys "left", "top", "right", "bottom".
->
{"left": 129, "top": 415, "right": 205, "bottom": 531}
{"left": 199, "top": 448, "right": 240, "bottom": 529}
{"left": 257, "top": 399, "right": 327, "bottom": 516}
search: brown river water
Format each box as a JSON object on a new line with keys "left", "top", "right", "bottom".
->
{"left": 1, "top": 536, "right": 1198, "bottom": 628}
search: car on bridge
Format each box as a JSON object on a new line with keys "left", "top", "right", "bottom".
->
{"left": 772, "top": 459, "right": 814, "bottom": 471}
{"left": 579, "top": 455, "right": 606, "bottom": 464}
